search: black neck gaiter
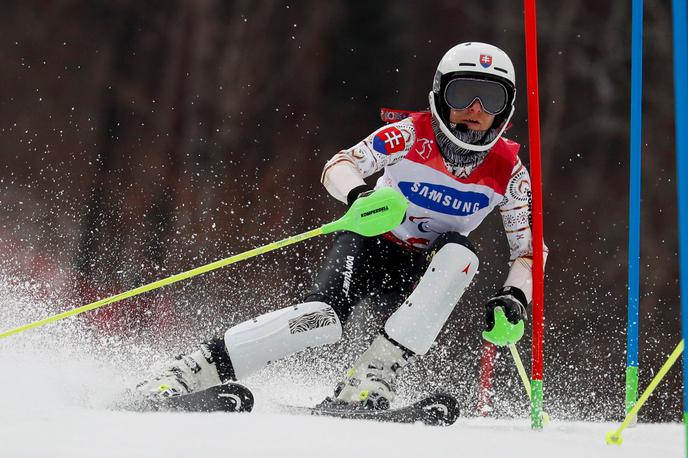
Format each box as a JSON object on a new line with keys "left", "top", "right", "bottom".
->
{"left": 431, "top": 117, "right": 500, "bottom": 169}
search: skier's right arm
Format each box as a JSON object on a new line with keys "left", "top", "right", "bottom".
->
{"left": 321, "top": 118, "right": 415, "bottom": 204}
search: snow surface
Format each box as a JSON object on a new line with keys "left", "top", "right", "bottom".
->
{"left": 0, "top": 413, "right": 684, "bottom": 458}
{"left": 0, "top": 278, "right": 682, "bottom": 458}
{"left": 0, "top": 342, "right": 682, "bottom": 458}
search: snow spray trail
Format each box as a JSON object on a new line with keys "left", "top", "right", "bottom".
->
{"left": 0, "top": 260, "right": 360, "bottom": 414}
{"left": 0, "top": 260, "right": 622, "bottom": 421}
{"left": 0, "top": 266, "right": 168, "bottom": 412}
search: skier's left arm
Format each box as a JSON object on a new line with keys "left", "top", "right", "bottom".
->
{"left": 500, "top": 159, "right": 548, "bottom": 300}
{"left": 484, "top": 159, "right": 549, "bottom": 335}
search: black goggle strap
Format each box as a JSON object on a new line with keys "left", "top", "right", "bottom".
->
{"left": 443, "top": 78, "right": 508, "bottom": 115}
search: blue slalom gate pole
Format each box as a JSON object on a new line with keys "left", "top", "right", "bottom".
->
{"left": 672, "top": 0, "right": 688, "bottom": 454}
{"left": 625, "top": 0, "right": 643, "bottom": 416}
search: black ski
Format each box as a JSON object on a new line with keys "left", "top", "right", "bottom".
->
{"left": 280, "top": 393, "right": 459, "bottom": 426}
{"left": 131, "top": 383, "right": 254, "bottom": 413}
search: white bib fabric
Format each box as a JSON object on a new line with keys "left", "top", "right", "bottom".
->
{"left": 374, "top": 112, "right": 519, "bottom": 249}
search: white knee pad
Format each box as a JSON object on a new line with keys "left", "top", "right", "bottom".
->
{"left": 384, "top": 243, "right": 478, "bottom": 355}
{"left": 225, "top": 301, "right": 342, "bottom": 380}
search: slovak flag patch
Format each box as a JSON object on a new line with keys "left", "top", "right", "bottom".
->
{"left": 480, "top": 54, "right": 493, "bottom": 68}
{"left": 372, "top": 126, "right": 405, "bottom": 155}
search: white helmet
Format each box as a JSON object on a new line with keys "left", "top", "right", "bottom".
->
{"left": 429, "top": 42, "right": 516, "bottom": 152}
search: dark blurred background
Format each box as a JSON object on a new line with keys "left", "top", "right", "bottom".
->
{"left": 0, "top": 1, "right": 682, "bottom": 421}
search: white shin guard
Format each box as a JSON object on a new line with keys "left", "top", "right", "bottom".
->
{"left": 225, "top": 301, "right": 342, "bottom": 380}
{"left": 384, "top": 242, "right": 478, "bottom": 355}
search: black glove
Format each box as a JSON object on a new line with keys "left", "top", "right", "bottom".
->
{"left": 484, "top": 286, "right": 528, "bottom": 332}
{"left": 346, "top": 184, "right": 375, "bottom": 207}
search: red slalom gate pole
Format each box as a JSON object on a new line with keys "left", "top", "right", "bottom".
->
{"left": 524, "top": 0, "right": 546, "bottom": 430}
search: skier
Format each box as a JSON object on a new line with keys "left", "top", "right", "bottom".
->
{"left": 137, "top": 42, "right": 547, "bottom": 410}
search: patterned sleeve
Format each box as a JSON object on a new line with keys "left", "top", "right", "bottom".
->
{"left": 321, "top": 117, "right": 416, "bottom": 203}
{"left": 499, "top": 159, "right": 534, "bottom": 260}
{"left": 498, "top": 159, "right": 548, "bottom": 302}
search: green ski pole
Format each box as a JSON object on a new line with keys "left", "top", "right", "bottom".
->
{"left": 0, "top": 187, "right": 407, "bottom": 340}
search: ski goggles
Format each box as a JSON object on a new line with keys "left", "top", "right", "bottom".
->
{"left": 443, "top": 78, "right": 509, "bottom": 115}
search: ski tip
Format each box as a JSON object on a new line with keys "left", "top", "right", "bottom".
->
{"left": 214, "top": 383, "right": 255, "bottom": 413}
{"left": 418, "top": 393, "right": 460, "bottom": 426}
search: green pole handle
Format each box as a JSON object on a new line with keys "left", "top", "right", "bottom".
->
{"left": 0, "top": 188, "right": 407, "bottom": 340}
{"left": 482, "top": 307, "right": 525, "bottom": 347}
{"left": 322, "top": 187, "right": 408, "bottom": 236}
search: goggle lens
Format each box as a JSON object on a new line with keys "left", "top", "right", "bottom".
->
{"left": 443, "top": 78, "right": 508, "bottom": 115}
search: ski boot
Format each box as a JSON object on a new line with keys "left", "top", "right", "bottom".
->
{"left": 320, "top": 334, "right": 415, "bottom": 411}
{"left": 136, "top": 339, "right": 232, "bottom": 399}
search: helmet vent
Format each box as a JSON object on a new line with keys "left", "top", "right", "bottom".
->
{"left": 493, "top": 67, "right": 509, "bottom": 74}
{"left": 458, "top": 62, "right": 476, "bottom": 67}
